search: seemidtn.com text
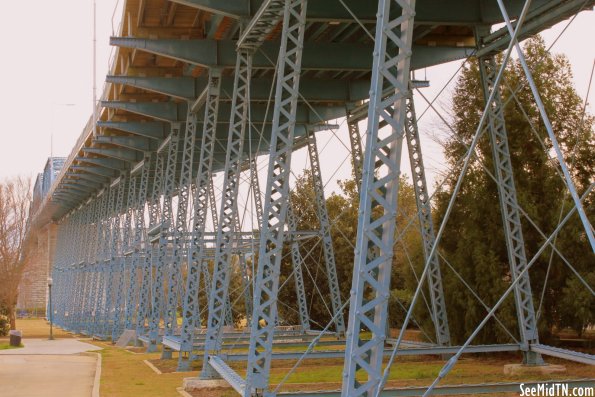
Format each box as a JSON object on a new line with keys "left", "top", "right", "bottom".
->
{"left": 520, "top": 383, "right": 595, "bottom": 396}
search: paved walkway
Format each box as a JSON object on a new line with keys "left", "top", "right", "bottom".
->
{"left": 0, "top": 339, "right": 101, "bottom": 397}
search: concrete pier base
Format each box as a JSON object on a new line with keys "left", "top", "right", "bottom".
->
{"left": 183, "top": 377, "right": 231, "bottom": 391}
{"left": 503, "top": 363, "right": 567, "bottom": 376}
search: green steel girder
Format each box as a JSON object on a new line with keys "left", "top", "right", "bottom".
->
{"left": 65, "top": 172, "right": 108, "bottom": 185}
{"left": 52, "top": 197, "right": 85, "bottom": 210}
{"left": 215, "top": 103, "right": 346, "bottom": 124}
{"left": 55, "top": 186, "right": 91, "bottom": 200}
{"left": 106, "top": 75, "right": 201, "bottom": 100}
{"left": 169, "top": 0, "right": 553, "bottom": 24}
{"left": 96, "top": 121, "right": 169, "bottom": 140}
{"left": 82, "top": 147, "right": 143, "bottom": 163}
{"left": 101, "top": 100, "right": 187, "bottom": 122}
{"left": 94, "top": 135, "right": 156, "bottom": 152}
{"left": 476, "top": 0, "right": 595, "bottom": 57}
{"left": 101, "top": 101, "right": 346, "bottom": 126}
{"left": 52, "top": 194, "right": 82, "bottom": 206}
{"left": 109, "top": 37, "right": 473, "bottom": 71}
{"left": 76, "top": 156, "right": 130, "bottom": 171}
{"left": 206, "top": 14, "right": 225, "bottom": 37}
{"left": 60, "top": 183, "right": 94, "bottom": 195}
{"left": 71, "top": 165, "right": 117, "bottom": 179}
{"left": 107, "top": 75, "right": 371, "bottom": 103}
{"left": 63, "top": 178, "right": 102, "bottom": 190}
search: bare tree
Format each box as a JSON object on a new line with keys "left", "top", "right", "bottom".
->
{"left": 0, "top": 177, "right": 32, "bottom": 330}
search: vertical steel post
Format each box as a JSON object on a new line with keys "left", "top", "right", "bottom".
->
{"left": 201, "top": 51, "right": 253, "bottom": 378}
{"left": 163, "top": 108, "right": 200, "bottom": 358}
{"left": 244, "top": 0, "right": 308, "bottom": 393}
{"left": 286, "top": 204, "right": 311, "bottom": 331}
{"left": 478, "top": 52, "right": 542, "bottom": 364}
{"left": 111, "top": 174, "right": 129, "bottom": 341}
{"left": 347, "top": 113, "right": 364, "bottom": 192}
{"left": 126, "top": 157, "right": 151, "bottom": 330}
{"left": 177, "top": 68, "right": 222, "bottom": 371}
{"left": 306, "top": 131, "right": 346, "bottom": 335}
{"left": 404, "top": 95, "right": 451, "bottom": 346}
{"left": 341, "top": 0, "right": 416, "bottom": 396}
{"left": 149, "top": 123, "right": 181, "bottom": 353}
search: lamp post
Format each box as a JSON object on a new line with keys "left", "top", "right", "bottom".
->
{"left": 47, "top": 277, "right": 54, "bottom": 340}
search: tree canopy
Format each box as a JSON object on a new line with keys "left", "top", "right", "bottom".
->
{"left": 0, "top": 177, "right": 32, "bottom": 329}
{"left": 434, "top": 36, "right": 594, "bottom": 343}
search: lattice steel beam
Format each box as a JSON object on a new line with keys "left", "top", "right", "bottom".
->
{"left": 177, "top": 68, "right": 222, "bottom": 372}
{"left": 149, "top": 123, "right": 182, "bottom": 354}
{"left": 286, "top": 204, "right": 311, "bottom": 331}
{"left": 404, "top": 95, "right": 450, "bottom": 347}
{"left": 201, "top": 51, "right": 253, "bottom": 379}
{"left": 245, "top": 0, "right": 308, "bottom": 393}
{"left": 163, "top": 110, "right": 200, "bottom": 359}
{"left": 136, "top": 154, "right": 159, "bottom": 339}
{"left": 306, "top": 130, "right": 345, "bottom": 335}
{"left": 342, "top": 1, "right": 416, "bottom": 396}
{"left": 478, "top": 53, "right": 541, "bottom": 364}
{"left": 110, "top": 37, "right": 472, "bottom": 72}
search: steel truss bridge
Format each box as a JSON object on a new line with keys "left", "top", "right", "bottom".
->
{"left": 27, "top": 0, "right": 594, "bottom": 396}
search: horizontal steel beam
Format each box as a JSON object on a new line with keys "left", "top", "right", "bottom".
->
{"left": 207, "top": 356, "right": 246, "bottom": 394}
{"left": 221, "top": 344, "right": 521, "bottom": 362}
{"left": 71, "top": 165, "right": 118, "bottom": 179}
{"left": 110, "top": 37, "right": 473, "bottom": 71}
{"left": 107, "top": 75, "right": 371, "bottom": 103}
{"left": 97, "top": 121, "right": 169, "bottom": 140}
{"left": 106, "top": 75, "right": 201, "bottom": 100}
{"left": 531, "top": 344, "right": 595, "bottom": 366}
{"left": 76, "top": 156, "right": 130, "bottom": 171}
{"left": 62, "top": 178, "right": 101, "bottom": 190}
{"left": 101, "top": 100, "right": 187, "bottom": 122}
{"left": 101, "top": 101, "right": 346, "bottom": 126}
{"left": 170, "top": 0, "right": 555, "bottom": 24}
{"left": 477, "top": 0, "right": 595, "bottom": 57}
{"left": 94, "top": 135, "right": 156, "bottom": 152}
{"left": 65, "top": 172, "right": 108, "bottom": 184}
{"left": 83, "top": 147, "right": 143, "bottom": 163}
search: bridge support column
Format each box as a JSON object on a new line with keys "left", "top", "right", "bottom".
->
{"left": 136, "top": 154, "right": 159, "bottom": 343}
{"left": 149, "top": 123, "right": 181, "bottom": 355}
{"left": 404, "top": 95, "right": 451, "bottom": 347}
{"left": 109, "top": 174, "right": 129, "bottom": 341}
{"left": 201, "top": 50, "right": 253, "bottom": 379}
{"left": 477, "top": 50, "right": 542, "bottom": 365}
{"left": 306, "top": 130, "right": 346, "bottom": 335}
{"left": 341, "top": 0, "right": 416, "bottom": 396}
{"left": 177, "top": 68, "right": 223, "bottom": 372}
{"left": 286, "top": 204, "right": 311, "bottom": 331}
{"left": 244, "top": 0, "right": 308, "bottom": 394}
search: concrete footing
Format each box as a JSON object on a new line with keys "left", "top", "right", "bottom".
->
{"left": 503, "top": 363, "right": 567, "bottom": 376}
{"left": 183, "top": 378, "right": 231, "bottom": 392}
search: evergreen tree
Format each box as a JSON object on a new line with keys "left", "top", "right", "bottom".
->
{"left": 278, "top": 170, "right": 427, "bottom": 333}
{"left": 434, "top": 36, "right": 594, "bottom": 344}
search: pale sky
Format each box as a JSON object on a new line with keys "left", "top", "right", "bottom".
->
{"left": 0, "top": 1, "right": 593, "bottom": 197}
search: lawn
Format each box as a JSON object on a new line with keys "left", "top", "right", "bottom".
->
{"left": 89, "top": 340, "right": 192, "bottom": 397}
{"left": 4, "top": 321, "right": 591, "bottom": 397}
{"left": 0, "top": 318, "right": 73, "bottom": 340}
{"left": 0, "top": 342, "right": 23, "bottom": 350}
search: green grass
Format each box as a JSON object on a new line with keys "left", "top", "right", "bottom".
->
{"left": 89, "top": 341, "right": 190, "bottom": 397}
{"left": 0, "top": 342, "right": 24, "bottom": 350}
{"left": 86, "top": 338, "right": 595, "bottom": 397}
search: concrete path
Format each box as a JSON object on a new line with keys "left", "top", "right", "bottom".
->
{"left": 0, "top": 339, "right": 101, "bottom": 397}
{"left": 0, "top": 338, "right": 102, "bottom": 355}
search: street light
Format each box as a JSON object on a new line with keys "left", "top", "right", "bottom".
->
{"left": 47, "top": 277, "right": 54, "bottom": 340}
